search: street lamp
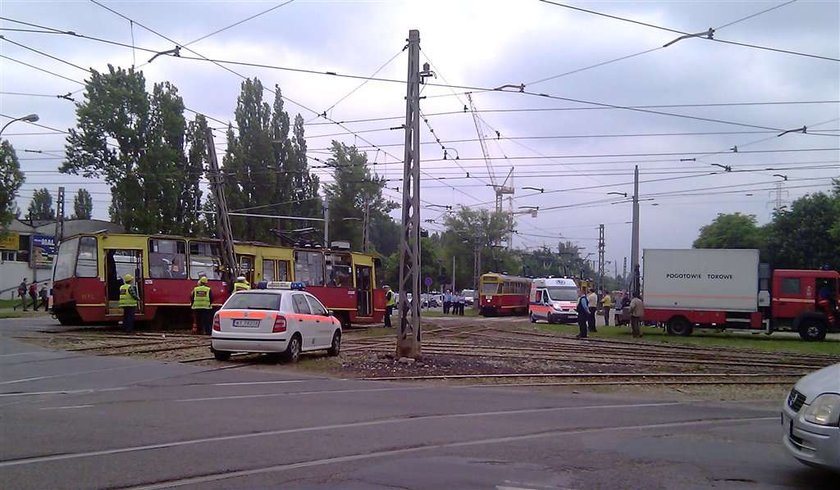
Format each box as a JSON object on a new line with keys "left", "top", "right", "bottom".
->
{"left": 0, "top": 113, "right": 39, "bottom": 137}
{"left": 522, "top": 186, "right": 544, "bottom": 193}
{"left": 607, "top": 191, "right": 627, "bottom": 197}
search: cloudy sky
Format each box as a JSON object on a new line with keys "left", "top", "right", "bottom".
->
{"left": 2, "top": 0, "right": 838, "bottom": 271}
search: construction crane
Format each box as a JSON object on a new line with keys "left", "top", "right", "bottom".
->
{"left": 465, "top": 93, "right": 514, "bottom": 215}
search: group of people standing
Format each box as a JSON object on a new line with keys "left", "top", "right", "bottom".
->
{"left": 16, "top": 279, "right": 49, "bottom": 312}
{"left": 575, "top": 287, "right": 644, "bottom": 339}
{"left": 443, "top": 290, "right": 467, "bottom": 316}
{"left": 119, "top": 273, "right": 225, "bottom": 335}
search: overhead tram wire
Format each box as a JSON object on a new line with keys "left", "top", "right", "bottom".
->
{"left": 306, "top": 47, "right": 406, "bottom": 124}
{"left": 303, "top": 101, "right": 840, "bottom": 127}
{"left": 86, "top": 1, "right": 488, "bottom": 205}
{"left": 0, "top": 42, "right": 231, "bottom": 130}
{"left": 4, "top": 15, "right": 835, "bottom": 136}
{"left": 537, "top": 0, "right": 838, "bottom": 62}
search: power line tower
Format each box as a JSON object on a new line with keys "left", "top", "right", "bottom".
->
{"left": 768, "top": 181, "right": 789, "bottom": 213}
{"left": 597, "top": 223, "right": 605, "bottom": 292}
{"left": 205, "top": 127, "right": 239, "bottom": 286}
{"left": 397, "top": 29, "right": 432, "bottom": 359}
{"left": 630, "top": 165, "right": 641, "bottom": 297}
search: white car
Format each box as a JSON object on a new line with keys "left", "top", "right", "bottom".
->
{"left": 210, "top": 284, "right": 342, "bottom": 363}
{"left": 781, "top": 362, "right": 840, "bottom": 473}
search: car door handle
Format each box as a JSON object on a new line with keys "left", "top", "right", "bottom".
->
{"left": 315, "top": 320, "right": 320, "bottom": 323}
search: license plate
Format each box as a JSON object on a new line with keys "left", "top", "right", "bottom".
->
{"left": 233, "top": 319, "right": 260, "bottom": 328}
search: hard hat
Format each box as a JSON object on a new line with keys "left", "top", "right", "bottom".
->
{"left": 383, "top": 285, "right": 390, "bottom": 289}
{"left": 199, "top": 276, "right": 209, "bottom": 284}
{"left": 123, "top": 274, "right": 134, "bottom": 283}
{"left": 236, "top": 276, "right": 246, "bottom": 282}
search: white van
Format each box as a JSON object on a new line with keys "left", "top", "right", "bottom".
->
{"left": 529, "top": 277, "right": 579, "bottom": 324}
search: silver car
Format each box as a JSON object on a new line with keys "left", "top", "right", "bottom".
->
{"left": 781, "top": 362, "right": 840, "bottom": 473}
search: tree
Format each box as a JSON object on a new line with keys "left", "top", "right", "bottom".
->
{"left": 441, "top": 207, "right": 515, "bottom": 288}
{"left": 323, "top": 142, "right": 396, "bottom": 251}
{"left": 27, "top": 188, "right": 54, "bottom": 220}
{"left": 62, "top": 65, "right": 198, "bottom": 234}
{"left": 693, "top": 212, "right": 766, "bottom": 250}
{"left": 0, "top": 140, "right": 24, "bottom": 231}
{"left": 765, "top": 185, "right": 840, "bottom": 269}
{"left": 222, "top": 78, "right": 274, "bottom": 241}
{"left": 72, "top": 188, "right": 93, "bottom": 220}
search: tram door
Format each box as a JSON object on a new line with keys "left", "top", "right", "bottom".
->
{"left": 105, "top": 249, "right": 143, "bottom": 317}
{"left": 355, "top": 265, "right": 372, "bottom": 317}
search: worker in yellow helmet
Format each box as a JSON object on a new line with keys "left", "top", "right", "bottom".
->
{"left": 233, "top": 276, "right": 251, "bottom": 292}
{"left": 191, "top": 276, "right": 214, "bottom": 335}
{"left": 384, "top": 285, "right": 396, "bottom": 328}
{"left": 119, "top": 274, "right": 140, "bottom": 334}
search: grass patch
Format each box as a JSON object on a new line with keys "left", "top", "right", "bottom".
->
{"left": 536, "top": 323, "right": 840, "bottom": 356}
{"left": 422, "top": 308, "right": 479, "bottom": 318}
{"left": 0, "top": 311, "right": 23, "bottom": 319}
{"left": 0, "top": 299, "right": 27, "bottom": 309}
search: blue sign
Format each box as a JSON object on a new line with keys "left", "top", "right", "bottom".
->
{"left": 31, "top": 234, "right": 56, "bottom": 269}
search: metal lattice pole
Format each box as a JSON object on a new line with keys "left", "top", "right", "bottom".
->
{"left": 205, "top": 127, "right": 239, "bottom": 286}
{"left": 597, "top": 223, "right": 605, "bottom": 292}
{"left": 397, "top": 29, "right": 423, "bottom": 359}
{"left": 630, "top": 165, "right": 640, "bottom": 297}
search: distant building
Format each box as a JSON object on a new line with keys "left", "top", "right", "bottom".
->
{"left": 0, "top": 219, "right": 124, "bottom": 296}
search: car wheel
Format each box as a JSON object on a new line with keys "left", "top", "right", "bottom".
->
{"left": 798, "top": 319, "right": 827, "bottom": 341}
{"left": 666, "top": 316, "right": 693, "bottom": 336}
{"left": 213, "top": 350, "right": 231, "bottom": 361}
{"left": 529, "top": 313, "right": 537, "bottom": 323}
{"left": 283, "top": 334, "right": 301, "bottom": 363}
{"left": 327, "top": 331, "right": 341, "bottom": 356}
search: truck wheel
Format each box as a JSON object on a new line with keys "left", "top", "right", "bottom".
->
{"left": 798, "top": 320, "right": 827, "bottom": 341}
{"left": 666, "top": 317, "right": 693, "bottom": 336}
{"left": 529, "top": 313, "right": 537, "bottom": 323}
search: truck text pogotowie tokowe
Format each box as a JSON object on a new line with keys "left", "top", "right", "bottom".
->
{"left": 642, "top": 249, "right": 839, "bottom": 341}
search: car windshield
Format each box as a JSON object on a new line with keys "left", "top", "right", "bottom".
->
{"left": 222, "top": 292, "right": 282, "bottom": 310}
{"left": 546, "top": 287, "right": 578, "bottom": 301}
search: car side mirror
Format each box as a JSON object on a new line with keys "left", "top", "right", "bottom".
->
{"left": 328, "top": 310, "right": 335, "bottom": 317}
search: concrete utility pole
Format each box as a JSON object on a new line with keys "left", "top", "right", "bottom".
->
{"left": 362, "top": 199, "right": 370, "bottom": 253}
{"left": 205, "top": 127, "right": 238, "bottom": 284}
{"left": 323, "top": 197, "right": 330, "bottom": 248}
{"left": 54, "top": 186, "right": 65, "bottom": 243}
{"left": 597, "top": 223, "right": 605, "bottom": 292}
{"left": 630, "top": 165, "right": 641, "bottom": 297}
{"left": 397, "top": 29, "right": 430, "bottom": 359}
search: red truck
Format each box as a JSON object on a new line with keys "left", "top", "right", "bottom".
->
{"left": 643, "top": 249, "right": 839, "bottom": 341}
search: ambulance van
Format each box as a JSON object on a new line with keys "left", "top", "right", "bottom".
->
{"left": 529, "top": 277, "right": 580, "bottom": 324}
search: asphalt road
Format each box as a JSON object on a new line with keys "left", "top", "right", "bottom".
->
{"left": 0, "top": 317, "right": 836, "bottom": 489}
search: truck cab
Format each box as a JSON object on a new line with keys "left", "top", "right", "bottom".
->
{"left": 772, "top": 269, "right": 839, "bottom": 341}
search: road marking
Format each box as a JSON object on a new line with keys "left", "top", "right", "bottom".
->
{"left": 212, "top": 380, "right": 310, "bottom": 387}
{"left": 0, "top": 364, "right": 140, "bottom": 385}
{"left": 39, "top": 405, "right": 94, "bottom": 411}
{"left": 0, "top": 387, "right": 126, "bottom": 398}
{"left": 124, "top": 416, "right": 778, "bottom": 489}
{"left": 174, "top": 386, "right": 432, "bottom": 402}
{"left": 0, "top": 351, "right": 50, "bottom": 358}
{"left": 0, "top": 401, "right": 683, "bottom": 467}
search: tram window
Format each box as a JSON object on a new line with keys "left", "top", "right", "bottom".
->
{"left": 54, "top": 237, "right": 80, "bottom": 281}
{"left": 326, "top": 253, "right": 352, "bottom": 288}
{"left": 481, "top": 282, "right": 499, "bottom": 295}
{"left": 149, "top": 239, "right": 187, "bottom": 279}
{"left": 263, "top": 259, "right": 276, "bottom": 282}
{"left": 189, "top": 242, "right": 222, "bottom": 280}
{"left": 294, "top": 250, "right": 325, "bottom": 286}
{"left": 277, "top": 260, "right": 289, "bottom": 281}
{"left": 76, "top": 236, "right": 98, "bottom": 278}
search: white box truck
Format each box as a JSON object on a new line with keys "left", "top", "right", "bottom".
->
{"left": 643, "top": 249, "right": 840, "bottom": 341}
